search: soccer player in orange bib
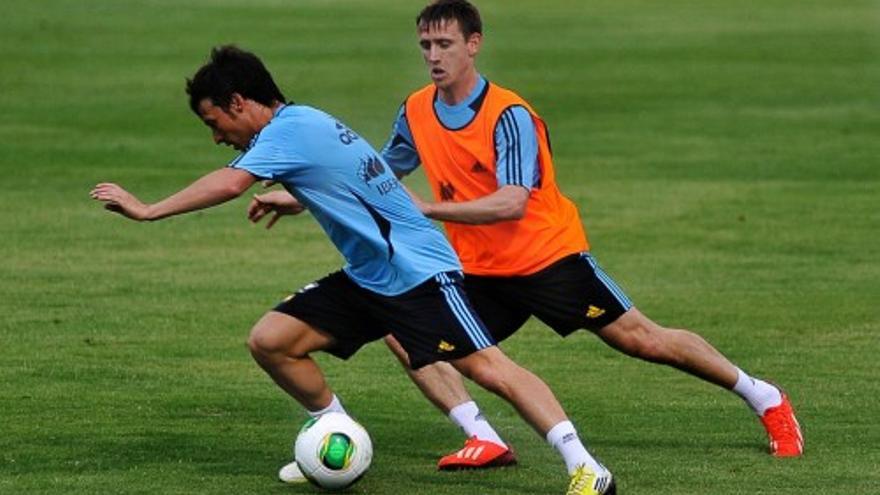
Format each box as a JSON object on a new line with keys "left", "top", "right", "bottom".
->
{"left": 378, "top": 0, "right": 803, "bottom": 489}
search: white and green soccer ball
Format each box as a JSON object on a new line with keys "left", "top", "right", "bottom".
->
{"left": 294, "top": 412, "right": 373, "bottom": 490}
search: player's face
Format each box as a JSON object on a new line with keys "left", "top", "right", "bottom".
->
{"left": 418, "top": 19, "right": 480, "bottom": 96}
{"left": 197, "top": 98, "right": 253, "bottom": 151}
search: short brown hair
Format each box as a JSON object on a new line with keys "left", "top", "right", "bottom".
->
{"left": 416, "top": 0, "right": 482, "bottom": 39}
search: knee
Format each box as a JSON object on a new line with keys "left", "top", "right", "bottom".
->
{"left": 247, "top": 326, "right": 275, "bottom": 359}
{"left": 473, "top": 367, "right": 511, "bottom": 396}
{"left": 631, "top": 331, "right": 668, "bottom": 362}
{"left": 245, "top": 313, "right": 331, "bottom": 370}
{"left": 456, "top": 355, "right": 512, "bottom": 398}
{"left": 247, "top": 324, "right": 300, "bottom": 362}
{"left": 606, "top": 322, "right": 671, "bottom": 363}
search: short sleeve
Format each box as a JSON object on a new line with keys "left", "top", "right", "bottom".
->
{"left": 380, "top": 104, "right": 420, "bottom": 177}
{"left": 493, "top": 106, "right": 540, "bottom": 189}
{"left": 229, "top": 130, "right": 285, "bottom": 180}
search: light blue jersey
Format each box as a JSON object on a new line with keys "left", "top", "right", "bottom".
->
{"left": 381, "top": 75, "right": 540, "bottom": 188}
{"left": 230, "top": 104, "right": 461, "bottom": 296}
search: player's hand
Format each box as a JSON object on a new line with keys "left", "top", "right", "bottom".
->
{"left": 248, "top": 190, "right": 306, "bottom": 229}
{"left": 402, "top": 184, "right": 434, "bottom": 216}
{"left": 90, "top": 182, "right": 151, "bottom": 221}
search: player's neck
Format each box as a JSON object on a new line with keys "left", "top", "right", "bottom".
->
{"left": 249, "top": 100, "right": 284, "bottom": 132}
{"left": 437, "top": 69, "right": 479, "bottom": 106}
{"left": 270, "top": 101, "right": 286, "bottom": 114}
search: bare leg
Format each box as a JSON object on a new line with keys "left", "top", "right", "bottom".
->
{"left": 384, "top": 334, "right": 472, "bottom": 414}
{"left": 598, "top": 307, "right": 802, "bottom": 458}
{"left": 251, "top": 312, "right": 349, "bottom": 483}
{"left": 450, "top": 346, "right": 566, "bottom": 435}
{"left": 448, "top": 346, "right": 609, "bottom": 477}
{"left": 247, "top": 311, "right": 338, "bottom": 410}
{"left": 597, "top": 307, "right": 738, "bottom": 388}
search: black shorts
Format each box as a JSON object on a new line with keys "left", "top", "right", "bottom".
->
{"left": 464, "top": 252, "right": 633, "bottom": 342}
{"left": 273, "top": 270, "right": 495, "bottom": 369}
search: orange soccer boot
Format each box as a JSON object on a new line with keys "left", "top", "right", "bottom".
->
{"left": 760, "top": 392, "right": 804, "bottom": 457}
{"left": 437, "top": 437, "right": 517, "bottom": 470}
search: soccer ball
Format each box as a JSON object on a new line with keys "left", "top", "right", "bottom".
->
{"left": 294, "top": 412, "right": 373, "bottom": 490}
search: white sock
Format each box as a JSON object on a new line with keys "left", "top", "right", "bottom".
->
{"left": 307, "top": 394, "right": 347, "bottom": 418}
{"left": 546, "top": 420, "right": 605, "bottom": 475}
{"left": 448, "top": 401, "right": 506, "bottom": 448}
{"left": 732, "top": 368, "right": 782, "bottom": 416}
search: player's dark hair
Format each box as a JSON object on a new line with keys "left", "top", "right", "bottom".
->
{"left": 186, "top": 45, "right": 287, "bottom": 114}
{"left": 416, "top": 0, "right": 482, "bottom": 39}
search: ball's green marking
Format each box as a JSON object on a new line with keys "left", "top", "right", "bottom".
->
{"left": 299, "top": 416, "right": 319, "bottom": 434}
{"left": 320, "top": 433, "right": 355, "bottom": 470}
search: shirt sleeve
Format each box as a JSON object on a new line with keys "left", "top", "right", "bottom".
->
{"left": 380, "top": 104, "right": 421, "bottom": 177}
{"left": 494, "top": 105, "right": 540, "bottom": 189}
{"left": 228, "top": 130, "right": 285, "bottom": 181}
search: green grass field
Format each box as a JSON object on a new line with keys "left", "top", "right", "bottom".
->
{"left": 2, "top": 1, "right": 879, "bottom": 493}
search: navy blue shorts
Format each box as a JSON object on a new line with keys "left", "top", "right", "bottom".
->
{"left": 273, "top": 270, "right": 495, "bottom": 369}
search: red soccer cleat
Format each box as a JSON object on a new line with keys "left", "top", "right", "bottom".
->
{"left": 437, "top": 437, "right": 517, "bottom": 470}
{"left": 760, "top": 392, "right": 804, "bottom": 457}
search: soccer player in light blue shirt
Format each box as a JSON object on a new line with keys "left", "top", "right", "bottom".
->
{"left": 229, "top": 103, "right": 460, "bottom": 295}
{"left": 91, "top": 46, "right": 601, "bottom": 494}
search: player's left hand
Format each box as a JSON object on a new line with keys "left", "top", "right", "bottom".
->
{"left": 90, "top": 182, "right": 150, "bottom": 221}
{"left": 248, "top": 190, "right": 306, "bottom": 229}
{"left": 402, "top": 184, "right": 434, "bottom": 216}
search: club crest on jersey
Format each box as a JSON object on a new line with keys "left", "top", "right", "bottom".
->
{"left": 358, "top": 155, "right": 400, "bottom": 195}
{"left": 585, "top": 305, "right": 605, "bottom": 319}
{"left": 439, "top": 181, "right": 455, "bottom": 201}
{"left": 358, "top": 155, "right": 386, "bottom": 184}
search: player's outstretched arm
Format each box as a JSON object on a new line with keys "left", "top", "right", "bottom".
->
{"left": 90, "top": 167, "right": 256, "bottom": 221}
{"left": 414, "top": 184, "right": 529, "bottom": 225}
{"left": 248, "top": 190, "right": 306, "bottom": 229}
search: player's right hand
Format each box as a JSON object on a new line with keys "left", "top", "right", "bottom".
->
{"left": 248, "top": 190, "right": 306, "bottom": 229}
{"left": 90, "top": 182, "right": 151, "bottom": 221}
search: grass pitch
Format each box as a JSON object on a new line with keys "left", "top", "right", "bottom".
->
{"left": 1, "top": 1, "right": 878, "bottom": 494}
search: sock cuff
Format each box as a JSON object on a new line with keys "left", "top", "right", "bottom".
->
{"left": 732, "top": 368, "right": 751, "bottom": 392}
{"left": 448, "top": 400, "right": 479, "bottom": 421}
{"left": 307, "top": 394, "right": 346, "bottom": 418}
{"left": 545, "top": 420, "right": 577, "bottom": 446}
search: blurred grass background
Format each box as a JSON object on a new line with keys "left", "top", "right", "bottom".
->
{"left": 1, "top": 1, "right": 878, "bottom": 493}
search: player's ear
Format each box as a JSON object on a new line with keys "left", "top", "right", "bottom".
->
{"left": 467, "top": 32, "right": 482, "bottom": 57}
{"left": 229, "top": 93, "right": 246, "bottom": 114}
